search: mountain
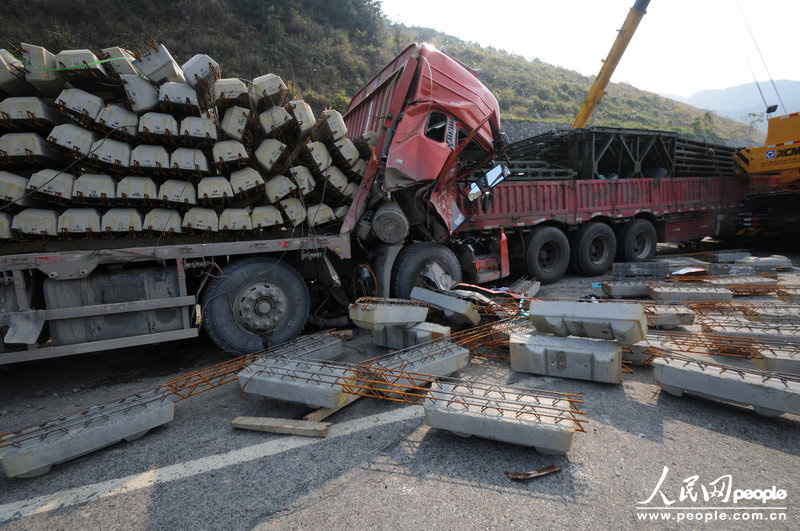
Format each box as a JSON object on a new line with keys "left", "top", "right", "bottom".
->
{"left": 0, "top": 0, "right": 764, "bottom": 144}
{"left": 676, "top": 80, "right": 800, "bottom": 131}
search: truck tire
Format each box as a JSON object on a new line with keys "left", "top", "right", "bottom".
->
{"left": 618, "top": 219, "right": 657, "bottom": 262}
{"left": 572, "top": 222, "right": 616, "bottom": 276}
{"left": 524, "top": 226, "right": 570, "bottom": 284}
{"left": 202, "top": 257, "right": 309, "bottom": 353}
{"left": 391, "top": 242, "right": 462, "bottom": 299}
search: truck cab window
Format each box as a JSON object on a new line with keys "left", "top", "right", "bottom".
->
{"left": 425, "top": 111, "right": 448, "bottom": 143}
{"left": 457, "top": 128, "right": 488, "bottom": 162}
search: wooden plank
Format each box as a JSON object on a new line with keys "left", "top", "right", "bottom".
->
{"left": 231, "top": 416, "right": 331, "bottom": 438}
{"left": 301, "top": 395, "right": 360, "bottom": 423}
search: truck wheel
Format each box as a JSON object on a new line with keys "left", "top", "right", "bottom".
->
{"left": 202, "top": 257, "right": 309, "bottom": 353}
{"left": 524, "top": 226, "right": 570, "bottom": 284}
{"left": 572, "top": 222, "right": 616, "bottom": 276}
{"left": 391, "top": 242, "right": 462, "bottom": 299}
{"left": 618, "top": 219, "right": 657, "bottom": 262}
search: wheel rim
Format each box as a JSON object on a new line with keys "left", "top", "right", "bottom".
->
{"left": 588, "top": 236, "right": 610, "bottom": 265}
{"left": 232, "top": 280, "right": 289, "bottom": 334}
{"left": 538, "top": 241, "right": 560, "bottom": 272}
{"left": 415, "top": 261, "right": 456, "bottom": 291}
{"left": 632, "top": 231, "right": 651, "bottom": 259}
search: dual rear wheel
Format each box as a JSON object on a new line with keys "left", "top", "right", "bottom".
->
{"left": 524, "top": 219, "right": 657, "bottom": 282}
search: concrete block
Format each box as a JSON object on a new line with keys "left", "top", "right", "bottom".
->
{"left": 180, "top": 116, "right": 218, "bottom": 142}
{"left": 0, "top": 390, "right": 173, "bottom": 478}
{"left": 707, "top": 264, "right": 757, "bottom": 277}
{"left": 95, "top": 105, "right": 139, "bottom": 137}
{"left": 705, "top": 276, "right": 779, "bottom": 286}
{"left": 702, "top": 251, "right": 750, "bottom": 263}
{"left": 251, "top": 205, "right": 283, "bottom": 229}
{"left": 648, "top": 286, "right": 733, "bottom": 302}
{"left": 528, "top": 300, "right": 647, "bottom": 346}
{"left": 131, "top": 145, "right": 169, "bottom": 170}
{"left": 652, "top": 357, "right": 800, "bottom": 417}
{"left": 601, "top": 280, "right": 650, "bottom": 299}
{"left": 238, "top": 358, "right": 356, "bottom": 409}
{"left": 509, "top": 332, "right": 622, "bottom": 384}
{"left": 423, "top": 381, "right": 576, "bottom": 454}
{"left": 372, "top": 325, "right": 427, "bottom": 349}
{"left": 349, "top": 300, "right": 428, "bottom": 331}
{"left": 734, "top": 255, "right": 793, "bottom": 271}
{"left": 751, "top": 349, "right": 800, "bottom": 375}
{"left": 648, "top": 305, "right": 694, "bottom": 329}
{"left": 410, "top": 287, "right": 480, "bottom": 326}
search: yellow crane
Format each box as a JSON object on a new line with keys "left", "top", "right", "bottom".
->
{"left": 572, "top": 0, "right": 650, "bottom": 129}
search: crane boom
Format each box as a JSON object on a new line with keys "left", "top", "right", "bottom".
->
{"left": 571, "top": 0, "right": 650, "bottom": 129}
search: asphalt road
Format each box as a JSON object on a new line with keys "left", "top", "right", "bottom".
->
{"left": 1, "top": 250, "right": 799, "bottom": 530}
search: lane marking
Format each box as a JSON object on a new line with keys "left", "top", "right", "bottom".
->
{"left": 0, "top": 406, "right": 423, "bottom": 523}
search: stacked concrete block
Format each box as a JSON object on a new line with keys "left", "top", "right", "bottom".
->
{"left": 372, "top": 322, "right": 450, "bottom": 350}
{"left": 648, "top": 305, "right": 694, "bottom": 329}
{"left": 648, "top": 285, "right": 733, "bottom": 302}
{"left": 0, "top": 390, "right": 173, "bottom": 478}
{"left": 529, "top": 300, "right": 647, "bottom": 346}
{"left": 410, "top": 287, "right": 480, "bottom": 326}
{"left": 423, "top": 381, "right": 578, "bottom": 454}
{"left": 349, "top": 299, "right": 428, "bottom": 331}
{"left": 509, "top": 331, "right": 622, "bottom": 383}
{"left": 653, "top": 357, "right": 800, "bottom": 417}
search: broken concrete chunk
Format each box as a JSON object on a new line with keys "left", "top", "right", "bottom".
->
{"left": 647, "top": 286, "right": 733, "bottom": 302}
{"left": 410, "top": 287, "right": 480, "bottom": 326}
{"left": 509, "top": 332, "right": 622, "bottom": 384}
{"left": 528, "top": 300, "right": 647, "bottom": 346}
{"left": 0, "top": 390, "right": 173, "bottom": 478}
{"left": 349, "top": 299, "right": 428, "bottom": 331}
{"left": 653, "top": 357, "right": 800, "bottom": 417}
{"left": 423, "top": 381, "right": 577, "bottom": 454}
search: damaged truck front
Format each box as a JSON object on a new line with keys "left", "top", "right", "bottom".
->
{"left": 0, "top": 43, "right": 508, "bottom": 362}
{"left": 339, "top": 43, "right": 510, "bottom": 302}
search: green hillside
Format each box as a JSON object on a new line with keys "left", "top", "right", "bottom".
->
{"left": 1, "top": 0, "right": 761, "bottom": 144}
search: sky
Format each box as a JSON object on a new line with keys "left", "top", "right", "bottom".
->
{"left": 379, "top": 0, "right": 797, "bottom": 99}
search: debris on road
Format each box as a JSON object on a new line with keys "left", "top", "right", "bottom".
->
{"left": 504, "top": 465, "right": 561, "bottom": 481}
{"left": 231, "top": 416, "right": 331, "bottom": 438}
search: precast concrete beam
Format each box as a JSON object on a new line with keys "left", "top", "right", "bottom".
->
{"left": 700, "top": 319, "right": 800, "bottom": 345}
{"left": 652, "top": 357, "right": 800, "bottom": 417}
{"left": 410, "top": 287, "right": 480, "bottom": 326}
{"left": 648, "top": 305, "right": 694, "bottom": 329}
{"left": 528, "top": 300, "right": 647, "bottom": 346}
{"left": 751, "top": 349, "right": 800, "bottom": 375}
{"left": 601, "top": 280, "right": 651, "bottom": 299}
{"left": 0, "top": 390, "right": 173, "bottom": 478}
{"left": 238, "top": 358, "right": 357, "bottom": 409}
{"left": 702, "top": 251, "right": 751, "bottom": 263}
{"left": 734, "top": 255, "right": 793, "bottom": 271}
{"left": 509, "top": 332, "right": 622, "bottom": 384}
{"left": 648, "top": 286, "right": 734, "bottom": 302}
{"left": 423, "top": 381, "right": 577, "bottom": 454}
